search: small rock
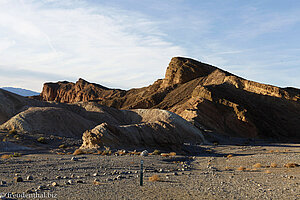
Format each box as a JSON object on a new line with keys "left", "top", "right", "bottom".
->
{"left": 41, "top": 177, "right": 48, "bottom": 180}
{"left": 71, "top": 157, "right": 78, "bottom": 161}
{"left": 116, "top": 175, "right": 125, "bottom": 180}
{"left": 92, "top": 173, "right": 99, "bottom": 177}
{"left": 26, "top": 175, "right": 33, "bottom": 181}
{"left": 26, "top": 188, "right": 35, "bottom": 193}
{"left": 76, "top": 180, "right": 84, "bottom": 183}
{"left": 55, "top": 176, "right": 61, "bottom": 179}
{"left": 140, "top": 150, "right": 148, "bottom": 156}
{"left": 14, "top": 177, "right": 23, "bottom": 182}
{"left": 159, "top": 169, "right": 164, "bottom": 173}
{"left": 37, "top": 185, "right": 46, "bottom": 190}
{"left": 51, "top": 182, "right": 58, "bottom": 187}
{"left": 173, "top": 172, "right": 178, "bottom": 176}
{"left": 70, "top": 174, "right": 75, "bottom": 178}
{"left": 63, "top": 176, "right": 68, "bottom": 179}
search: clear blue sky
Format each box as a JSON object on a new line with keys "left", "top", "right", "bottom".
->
{"left": 0, "top": 0, "right": 299, "bottom": 91}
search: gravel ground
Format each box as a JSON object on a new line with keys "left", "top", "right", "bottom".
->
{"left": 0, "top": 143, "right": 299, "bottom": 200}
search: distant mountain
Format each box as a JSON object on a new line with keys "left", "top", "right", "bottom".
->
{"left": 1, "top": 87, "right": 39, "bottom": 97}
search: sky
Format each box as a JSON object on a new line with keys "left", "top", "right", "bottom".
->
{"left": 0, "top": 0, "right": 300, "bottom": 92}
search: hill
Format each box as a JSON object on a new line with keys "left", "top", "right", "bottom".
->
{"left": 1, "top": 87, "right": 39, "bottom": 96}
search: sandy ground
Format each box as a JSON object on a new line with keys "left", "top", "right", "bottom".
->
{"left": 0, "top": 143, "right": 299, "bottom": 200}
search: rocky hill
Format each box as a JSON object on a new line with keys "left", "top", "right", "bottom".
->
{"left": 0, "top": 89, "right": 205, "bottom": 150}
{"left": 36, "top": 57, "right": 300, "bottom": 140}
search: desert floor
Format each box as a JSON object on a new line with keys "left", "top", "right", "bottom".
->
{"left": 0, "top": 143, "right": 299, "bottom": 200}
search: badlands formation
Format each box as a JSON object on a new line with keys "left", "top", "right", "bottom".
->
{"left": 0, "top": 57, "right": 299, "bottom": 200}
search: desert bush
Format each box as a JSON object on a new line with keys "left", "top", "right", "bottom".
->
{"left": 149, "top": 174, "right": 161, "bottom": 182}
{"left": 101, "top": 150, "right": 112, "bottom": 156}
{"left": 264, "top": 170, "right": 271, "bottom": 174}
{"left": 12, "top": 152, "right": 21, "bottom": 157}
{"left": 284, "top": 163, "right": 299, "bottom": 168}
{"left": 270, "top": 163, "right": 278, "bottom": 168}
{"left": 93, "top": 150, "right": 102, "bottom": 155}
{"left": 37, "top": 137, "right": 46, "bottom": 144}
{"left": 252, "top": 163, "right": 262, "bottom": 168}
{"left": 226, "top": 154, "right": 233, "bottom": 158}
{"left": 169, "top": 152, "right": 176, "bottom": 157}
{"left": 1, "top": 154, "right": 11, "bottom": 159}
{"left": 237, "top": 166, "right": 246, "bottom": 171}
{"left": 59, "top": 144, "right": 66, "bottom": 149}
{"left": 161, "top": 153, "right": 169, "bottom": 157}
{"left": 152, "top": 150, "right": 161, "bottom": 155}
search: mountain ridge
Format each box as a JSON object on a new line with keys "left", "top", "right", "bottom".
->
{"left": 34, "top": 57, "right": 300, "bottom": 140}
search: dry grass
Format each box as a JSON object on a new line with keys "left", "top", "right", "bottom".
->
{"left": 226, "top": 154, "right": 233, "bottom": 158}
{"left": 149, "top": 174, "right": 161, "bottom": 182}
{"left": 73, "top": 149, "right": 85, "bottom": 156}
{"left": 237, "top": 166, "right": 246, "bottom": 171}
{"left": 284, "top": 163, "right": 299, "bottom": 168}
{"left": 252, "top": 163, "right": 262, "bottom": 168}
{"left": 270, "top": 163, "right": 278, "bottom": 168}
{"left": 1, "top": 154, "right": 11, "bottom": 159}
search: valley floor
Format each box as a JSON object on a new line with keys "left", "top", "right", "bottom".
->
{"left": 0, "top": 143, "right": 299, "bottom": 200}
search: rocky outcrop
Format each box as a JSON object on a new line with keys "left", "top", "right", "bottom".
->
{"left": 38, "top": 78, "right": 125, "bottom": 103}
{"left": 80, "top": 109, "right": 205, "bottom": 150}
{"left": 36, "top": 57, "right": 300, "bottom": 140}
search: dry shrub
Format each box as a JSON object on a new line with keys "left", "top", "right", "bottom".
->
{"left": 161, "top": 153, "right": 169, "bottom": 158}
{"left": 73, "top": 149, "right": 85, "bottom": 156}
{"left": 101, "top": 150, "right": 112, "bottom": 156}
{"left": 67, "top": 152, "right": 72, "bottom": 155}
{"left": 284, "top": 163, "right": 299, "bottom": 168}
{"left": 274, "top": 150, "right": 280, "bottom": 153}
{"left": 56, "top": 152, "right": 65, "bottom": 155}
{"left": 253, "top": 163, "right": 262, "bottom": 168}
{"left": 169, "top": 152, "right": 176, "bottom": 157}
{"left": 264, "top": 170, "right": 271, "bottom": 174}
{"left": 149, "top": 174, "right": 161, "bottom": 182}
{"left": 245, "top": 168, "right": 251, "bottom": 171}
{"left": 225, "top": 166, "right": 231, "bottom": 170}
{"left": 284, "top": 149, "right": 291, "bottom": 152}
{"left": 93, "top": 150, "right": 102, "bottom": 155}
{"left": 267, "top": 150, "right": 274, "bottom": 153}
{"left": 237, "top": 166, "right": 246, "bottom": 171}
{"left": 152, "top": 150, "right": 161, "bottom": 155}
{"left": 227, "top": 154, "right": 233, "bottom": 158}
{"left": 93, "top": 180, "right": 103, "bottom": 185}
{"left": 270, "top": 163, "right": 278, "bottom": 168}
{"left": 59, "top": 144, "right": 66, "bottom": 149}
{"left": 1, "top": 154, "right": 11, "bottom": 159}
